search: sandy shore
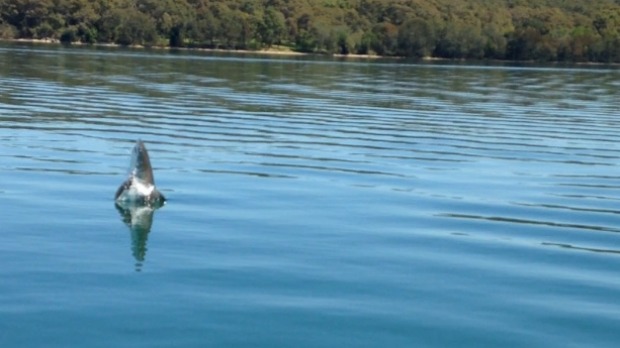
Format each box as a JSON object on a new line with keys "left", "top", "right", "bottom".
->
{"left": 4, "top": 38, "right": 387, "bottom": 59}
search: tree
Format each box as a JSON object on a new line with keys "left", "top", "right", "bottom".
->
{"left": 294, "top": 13, "right": 316, "bottom": 52}
{"left": 397, "top": 18, "right": 437, "bottom": 57}
{"left": 137, "top": 0, "right": 193, "bottom": 47}
{"left": 258, "top": 7, "right": 285, "bottom": 47}
{"left": 0, "top": 0, "right": 53, "bottom": 37}
{"left": 483, "top": 23, "right": 508, "bottom": 59}
{"left": 1, "top": 0, "right": 620, "bottom": 61}
{"left": 114, "top": 8, "right": 157, "bottom": 46}
{"left": 216, "top": 6, "right": 243, "bottom": 48}
{"left": 370, "top": 22, "right": 398, "bottom": 55}
{"left": 188, "top": 11, "right": 219, "bottom": 47}
{"left": 567, "top": 26, "right": 599, "bottom": 61}
{"left": 337, "top": 29, "right": 350, "bottom": 54}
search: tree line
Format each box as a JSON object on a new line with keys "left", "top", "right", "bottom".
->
{"left": 0, "top": 0, "right": 619, "bottom": 62}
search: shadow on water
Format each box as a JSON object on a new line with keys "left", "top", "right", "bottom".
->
{"left": 115, "top": 203, "right": 163, "bottom": 272}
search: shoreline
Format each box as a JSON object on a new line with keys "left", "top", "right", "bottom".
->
{"left": 5, "top": 38, "right": 617, "bottom": 66}
{"left": 4, "top": 38, "right": 387, "bottom": 59}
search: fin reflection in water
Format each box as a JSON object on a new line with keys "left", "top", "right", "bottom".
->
{"left": 115, "top": 204, "right": 160, "bottom": 271}
{"left": 114, "top": 140, "right": 166, "bottom": 271}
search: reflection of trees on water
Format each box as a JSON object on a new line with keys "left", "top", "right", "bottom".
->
{"left": 115, "top": 203, "right": 163, "bottom": 272}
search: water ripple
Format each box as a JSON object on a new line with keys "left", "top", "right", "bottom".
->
{"left": 441, "top": 213, "right": 620, "bottom": 234}
{"left": 2, "top": 44, "right": 620, "bottom": 345}
{"left": 542, "top": 242, "right": 620, "bottom": 255}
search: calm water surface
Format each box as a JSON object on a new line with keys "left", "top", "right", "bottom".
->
{"left": 1, "top": 43, "right": 619, "bottom": 347}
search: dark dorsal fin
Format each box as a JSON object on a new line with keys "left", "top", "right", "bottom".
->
{"left": 129, "top": 140, "right": 155, "bottom": 185}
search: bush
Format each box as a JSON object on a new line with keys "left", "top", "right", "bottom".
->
{"left": 0, "top": 23, "right": 17, "bottom": 39}
{"left": 60, "top": 29, "right": 75, "bottom": 44}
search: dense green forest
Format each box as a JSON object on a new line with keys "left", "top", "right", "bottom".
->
{"left": 0, "top": 0, "right": 619, "bottom": 62}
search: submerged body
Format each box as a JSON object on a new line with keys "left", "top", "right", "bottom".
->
{"left": 115, "top": 140, "right": 165, "bottom": 207}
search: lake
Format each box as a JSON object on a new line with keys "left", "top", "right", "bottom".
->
{"left": 0, "top": 42, "right": 619, "bottom": 347}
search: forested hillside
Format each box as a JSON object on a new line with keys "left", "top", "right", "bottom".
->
{"left": 1, "top": 0, "right": 619, "bottom": 62}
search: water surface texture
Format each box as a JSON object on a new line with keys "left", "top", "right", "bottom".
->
{"left": 1, "top": 43, "right": 620, "bottom": 347}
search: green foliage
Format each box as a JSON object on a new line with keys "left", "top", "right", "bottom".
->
{"left": 259, "top": 7, "right": 285, "bottom": 47}
{"left": 370, "top": 22, "right": 398, "bottom": 55}
{"left": 0, "top": 0, "right": 619, "bottom": 61}
{"left": 0, "top": 22, "right": 17, "bottom": 38}
{"left": 114, "top": 9, "right": 157, "bottom": 46}
{"left": 397, "top": 18, "right": 437, "bottom": 57}
{"left": 59, "top": 27, "right": 76, "bottom": 43}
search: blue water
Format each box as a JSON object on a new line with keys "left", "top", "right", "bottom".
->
{"left": 1, "top": 43, "right": 620, "bottom": 347}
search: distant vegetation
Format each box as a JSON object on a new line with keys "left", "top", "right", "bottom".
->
{"left": 1, "top": 0, "right": 619, "bottom": 62}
